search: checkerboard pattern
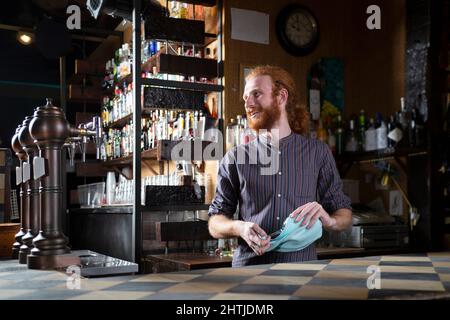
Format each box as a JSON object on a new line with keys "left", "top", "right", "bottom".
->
{"left": 1, "top": 252, "right": 450, "bottom": 300}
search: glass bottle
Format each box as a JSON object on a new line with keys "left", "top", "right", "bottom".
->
{"left": 235, "top": 115, "right": 244, "bottom": 146}
{"left": 317, "top": 119, "right": 328, "bottom": 143}
{"left": 358, "top": 109, "right": 366, "bottom": 151}
{"left": 364, "top": 118, "right": 377, "bottom": 152}
{"left": 345, "top": 120, "right": 358, "bottom": 152}
{"left": 335, "top": 115, "right": 345, "bottom": 155}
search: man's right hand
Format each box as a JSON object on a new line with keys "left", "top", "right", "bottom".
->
{"left": 236, "top": 221, "right": 270, "bottom": 256}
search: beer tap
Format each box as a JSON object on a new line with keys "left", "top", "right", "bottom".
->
{"left": 68, "top": 116, "right": 103, "bottom": 161}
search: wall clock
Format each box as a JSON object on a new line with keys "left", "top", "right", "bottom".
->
{"left": 276, "top": 4, "right": 319, "bottom": 56}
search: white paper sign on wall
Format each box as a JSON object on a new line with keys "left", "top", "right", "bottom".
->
{"left": 231, "top": 8, "right": 269, "bottom": 45}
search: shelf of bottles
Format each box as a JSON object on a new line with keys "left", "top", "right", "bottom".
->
{"left": 99, "top": 0, "right": 222, "bottom": 167}
{"left": 308, "top": 98, "right": 428, "bottom": 165}
{"left": 101, "top": 1, "right": 221, "bottom": 92}
{"left": 225, "top": 98, "right": 429, "bottom": 166}
{"left": 226, "top": 99, "right": 427, "bottom": 161}
{"left": 100, "top": 108, "right": 209, "bottom": 165}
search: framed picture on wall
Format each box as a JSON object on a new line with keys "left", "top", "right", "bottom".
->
{"left": 239, "top": 64, "right": 256, "bottom": 100}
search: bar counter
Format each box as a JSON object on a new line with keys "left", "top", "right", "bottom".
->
{"left": 0, "top": 251, "right": 449, "bottom": 300}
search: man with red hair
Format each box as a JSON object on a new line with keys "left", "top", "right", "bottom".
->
{"left": 208, "top": 65, "right": 352, "bottom": 267}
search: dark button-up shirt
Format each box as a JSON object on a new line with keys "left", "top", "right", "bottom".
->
{"left": 209, "top": 132, "right": 352, "bottom": 267}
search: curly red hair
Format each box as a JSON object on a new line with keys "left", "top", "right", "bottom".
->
{"left": 246, "top": 65, "right": 309, "bottom": 136}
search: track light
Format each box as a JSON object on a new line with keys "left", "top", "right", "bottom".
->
{"left": 17, "top": 31, "right": 34, "bottom": 45}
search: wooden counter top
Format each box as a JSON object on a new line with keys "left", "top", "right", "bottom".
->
{"left": 142, "top": 247, "right": 411, "bottom": 273}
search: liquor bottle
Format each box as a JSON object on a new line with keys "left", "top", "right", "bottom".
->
{"left": 163, "top": 110, "right": 169, "bottom": 140}
{"left": 387, "top": 115, "right": 395, "bottom": 148}
{"left": 364, "top": 118, "right": 377, "bottom": 152}
{"left": 408, "top": 109, "right": 416, "bottom": 147}
{"left": 148, "top": 116, "right": 155, "bottom": 149}
{"left": 169, "top": 111, "right": 176, "bottom": 140}
{"left": 399, "top": 97, "right": 412, "bottom": 144}
{"left": 317, "top": 119, "right": 328, "bottom": 144}
{"left": 101, "top": 97, "right": 108, "bottom": 127}
{"left": 179, "top": 3, "right": 188, "bottom": 19}
{"left": 398, "top": 98, "right": 407, "bottom": 129}
{"left": 335, "top": 115, "right": 345, "bottom": 156}
{"left": 235, "top": 115, "right": 244, "bottom": 146}
{"left": 345, "top": 120, "right": 358, "bottom": 152}
{"left": 376, "top": 115, "right": 388, "bottom": 150}
{"left": 198, "top": 111, "right": 206, "bottom": 141}
{"left": 100, "top": 135, "right": 107, "bottom": 161}
{"left": 241, "top": 116, "right": 256, "bottom": 145}
{"left": 141, "top": 119, "right": 147, "bottom": 151}
{"left": 193, "top": 111, "right": 199, "bottom": 139}
{"left": 358, "top": 109, "right": 366, "bottom": 151}
{"left": 171, "top": 1, "right": 180, "bottom": 18}
{"left": 185, "top": 111, "right": 192, "bottom": 139}
{"left": 122, "top": 126, "right": 128, "bottom": 157}
{"left": 387, "top": 115, "right": 403, "bottom": 148}
{"left": 107, "top": 129, "right": 113, "bottom": 160}
{"left": 129, "top": 119, "right": 134, "bottom": 154}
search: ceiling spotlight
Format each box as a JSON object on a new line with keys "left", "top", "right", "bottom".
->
{"left": 17, "top": 31, "right": 34, "bottom": 45}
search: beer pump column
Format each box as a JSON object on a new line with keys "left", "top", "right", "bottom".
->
{"left": 10, "top": 125, "right": 26, "bottom": 259}
{"left": 18, "top": 115, "right": 41, "bottom": 264}
{"left": 27, "top": 98, "right": 102, "bottom": 270}
{"left": 27, "top": 99, "right": 76, "bottom": 269}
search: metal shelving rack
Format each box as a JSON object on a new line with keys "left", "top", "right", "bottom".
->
{"left": 130, "top": 0, "right": 223, "bottom": 268}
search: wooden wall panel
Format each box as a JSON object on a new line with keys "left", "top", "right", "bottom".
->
{"left": 222, "top": 0, "right": 406, "bottom": 124}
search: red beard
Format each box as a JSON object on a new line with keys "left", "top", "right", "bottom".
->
{"left": 246, "top": 100, "right": 281, "bottom": 131}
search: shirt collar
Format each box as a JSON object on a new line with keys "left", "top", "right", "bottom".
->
{"left": 258, "top": 131, "right": 296, "bottom": 147}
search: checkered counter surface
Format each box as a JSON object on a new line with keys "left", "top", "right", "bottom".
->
{"left": 1, "top": 252, "right": 450, "bottom": 300}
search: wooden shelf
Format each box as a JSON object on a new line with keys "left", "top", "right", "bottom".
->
{"left": 142, "top": 78, "right": 223, "bottom": 92}
{"left": 101, "top": 148, "right": 158, "bottom": 167}
{"left": 118, "top": 73, "right": 222, "bottom": 93}
{"left": 101, "top": 140, "right": 218, "bottom": 167}
{"left": 168, "top": 0, "right": 217, "bottom": 7}
{"left": 335, "top": 147, "right": 429, "bottom": 164}
{"left": 69, "top": 85, "right": 104, "bottom": 103}
{"left": 106, "top": 113, "right": 133, "bottom": 129}
{"left": 145, "top": 15, "right": 205, "bottom": 45}
{"left": 142, "top": 52, "right": 219, "bottom": 79}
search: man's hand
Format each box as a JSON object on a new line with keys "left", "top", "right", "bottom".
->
{"left": 236, "top": 221, "right": 271, "bottom": 256}
{"left": 290, "top": 202, "right": 337, "bottom": 231}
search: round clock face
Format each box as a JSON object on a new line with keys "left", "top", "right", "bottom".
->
{"left": 276, "top": 5, "right": 319, "bottom": 56}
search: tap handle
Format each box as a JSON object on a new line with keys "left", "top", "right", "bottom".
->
{"left": 15, "top": 165, "right": 22, "bottom": 186}
{"left": 66, "top": 141, "right": 76, "bottom": 167}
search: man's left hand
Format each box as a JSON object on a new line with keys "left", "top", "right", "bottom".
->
{"left": 290, "top": 202, "right": 336, "bottom": 230}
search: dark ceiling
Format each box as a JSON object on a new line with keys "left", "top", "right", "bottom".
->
{"left": 0, "top": 0, "right": 123, "bottom": 147}
{"left": 1, "top": 0, "right": 122, "bottom": 32}
{"left": 0, "top": 0, "right": 122, "bottom": 64}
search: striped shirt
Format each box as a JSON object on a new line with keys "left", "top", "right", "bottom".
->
{"left": 208, "top": 132, "right": 352, "bottom": 267}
